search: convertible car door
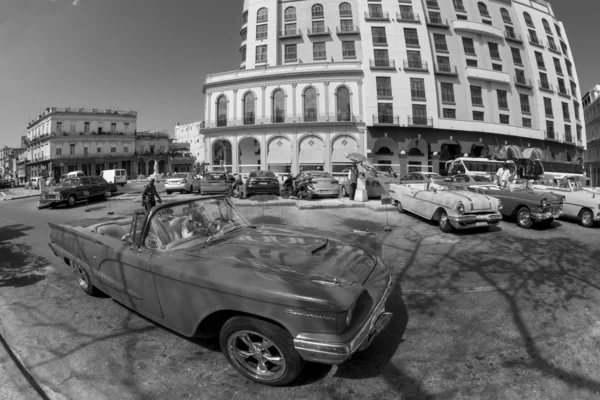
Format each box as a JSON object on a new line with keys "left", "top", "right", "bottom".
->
{"left": 413, "top": 187, "right": 437, "bottom": 218}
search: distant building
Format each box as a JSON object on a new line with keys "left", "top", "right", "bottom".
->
{"left": 174, "top": 121, "right": 206, "bottom": 163}
{"left": 583, "top": 85, "right": 600, "bottom": 186}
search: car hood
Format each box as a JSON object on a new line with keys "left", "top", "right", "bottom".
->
{"left": 41, "top": 184, "right": 75, "bottom": 194}
{"left": 436, "top": 188, "right": 498, "bottom": 212}
{"left": 480, "top": 187, "right": 564, "bottom": 203}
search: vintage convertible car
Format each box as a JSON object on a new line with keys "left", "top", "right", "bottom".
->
{"left": 388, "top": 178, "right": 503, "bottom": 232}
{"left": 47, "top": 196, "right": 395, "bottom": 386}
{"left": 39, "top": 176, "right": 117, "bottom": 209}
{"left": 465, "top": 180, "right": 564, "bottom": 229}
{"left": 532, "top": 178, "right": 600, "bottom": 227}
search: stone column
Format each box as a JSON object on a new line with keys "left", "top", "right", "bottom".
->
{"left": 324, "top": 82, "right": 330, "bottom": 118}
{"left": 292, "top": 84, "right": 297, "bottom": 119}
{"left": 261, "top": 86, "right": 267, "bottom": 121}
{"left": 357, "top": 80, "right": 364, "bottom": 122}
{"left": 233, "top": 89, "right": 238, "bottom": 122}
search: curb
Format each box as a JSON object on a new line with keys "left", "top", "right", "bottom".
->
{"left": 0, "top": 194, "right": 41, "bottom": 201}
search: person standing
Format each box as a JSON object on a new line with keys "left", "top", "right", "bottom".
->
{"left": 496, "top": 162, "right": 511, "bottom": 188}
{"left": 348, "top": 164, "right": 358, "bottom": 200}
{"left": 142, "top": 178, "right": 162, "bottom": 213}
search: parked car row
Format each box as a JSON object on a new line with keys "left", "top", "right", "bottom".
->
{"left": 38, "top": 175, "right": 117, "bottom": 209}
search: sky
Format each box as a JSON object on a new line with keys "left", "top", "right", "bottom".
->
{"left": 0, "top": 0, "right": 598, "bottom": 148}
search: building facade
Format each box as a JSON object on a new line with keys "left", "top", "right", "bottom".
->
{"left": 201, "top": 0, "right": 586, "bottom": 176}
{"left": 174, "top": 121, "right": 207, "bottom": 163}
{"left": 583, "top": 85, "right": 600, "bottom": 187}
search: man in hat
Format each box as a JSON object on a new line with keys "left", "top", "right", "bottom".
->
{"left": 496, "top": 162, "right": 511, "bottom": 188}
{"left": 142, "top": 178, "right": 162, "bottom": 213}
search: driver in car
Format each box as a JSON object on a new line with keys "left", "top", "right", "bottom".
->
{"left": 181, "top": 208, "right": 210, "bottom": 238}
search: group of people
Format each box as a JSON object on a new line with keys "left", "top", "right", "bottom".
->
{"left": 495, "top": 162, "right": 516, "bottom": 188}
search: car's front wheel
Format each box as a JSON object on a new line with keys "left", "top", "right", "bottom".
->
{"left": 438, "top": 210, "right": 453, "bottom": 233}
{"left": 220, "top": 316, "right": 305, "bottom": 386}
{"left": 67, "top": 195, "right": 76, "bottom": 207}
{"left": 579, "top": 208, "right": 594, "bottom": 228}
{"left": 73, "top": 261, "right": 98, "bottom": 296}
{"left": 395, "top": 200, "right": 404, "bottom": 213}
{"left": 516, "top": 206, "right": 533, "bottom": 229}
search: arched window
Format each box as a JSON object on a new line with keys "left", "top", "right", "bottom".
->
{"left": 257, "top": 8, "right": 268, "bottom": 23}
{"left": 500, "top": 8, "right": 511, "bottom": 24}
{"left": 312, "top": 4, "right": 324, "bottom": 19}
{"left": 284, "top": 7, "right": 296, "bottom": 21}
{"left": 336, "top": 86, "right": 351, "bottom": 122}
{"left": 303, "top": 88, "right": 317, "bottom": 122}
{"left": 243, "top": 92, "right": 255, "bottom": 125}
{"left": 477, "top": 2, "right": 490, "bottom": 17}
{"left": 216, "top": 96, "right": 227, "bottom": 127}
{"left": 272, "top": 90, "right": 285, "bottom": 123}
{"left": 523, "top": 12, "right": 533, "bottom": 27}
{"left": 339, "top": 3, "right": 352, "bottom": 17}
{"left": 542, "top": 19, "right": 552, "bottom": 34}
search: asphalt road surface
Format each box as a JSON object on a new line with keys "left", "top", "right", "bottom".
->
{"left": 1, "top": 197, "right": 600, "bottom": 400}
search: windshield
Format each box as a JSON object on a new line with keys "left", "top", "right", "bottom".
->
{"left": 425, "top": 173, "right": 443, "bottom": 179}
{"left": 433, "top": 178, "right": 467, "bottom": 191}
{"left": 146, "top": 198, "right": 250, "bottom": 251}
{"left": 464, "top": 161, "right": 511, "bottom": 173}
{"left": 61, "top": 179, "right": 79, "bottom": 186}
{"left": 205, "top": 173, "right": 227, "bottom": 180}
{"left": 172, "top": 173, "right": 188, "bottom": 179}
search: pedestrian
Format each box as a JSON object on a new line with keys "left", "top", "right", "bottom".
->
{"left": 348, "top": 164, "right": 358, "bottom": 200}
{"left": 496, "top": 162, "right": 511, "bottom": 188}
{"left": 142, "top": 178, "right": 162, "bottom": 213}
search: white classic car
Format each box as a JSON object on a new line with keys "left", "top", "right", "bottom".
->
{"left": 388, "top": 178, "right": 503, "bottom": 232}
{"left": 532, "top": 178, "right": 600, "bottom": 227}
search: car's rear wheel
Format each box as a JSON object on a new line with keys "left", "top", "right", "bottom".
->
{"left": 516, "top": 206, "right": 533, "bottom": 229}
{"left": 280, "top": 188, "right": 291, "bottom": 199}
{"left": 341, "top": 186, "right": 348, "bottom": 197}
{"left": 67, "top": 195, "right": 76, "bottom": 207}
{"left": 220, "top": 316, "right": 305, "bottom": 386}
{"left": 439, "top": 211, "right": 453, "bottom": 233}
{"left": 579, "top": 208, "right": 594, "bottom": 228}
{"left": 395, "top": 200, "right": 404, "bottom": 213}
{"left": 73, "top": 261, "right": 98, "bottom": 296}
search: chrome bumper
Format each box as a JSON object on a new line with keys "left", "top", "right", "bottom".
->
{"left": 531, "top": 211, "right": 562, "bottom": 221}
{"left": 448, "top": 212, "right": 502, "bottom": 229}
{"left": 293, "top": 276, "right": 394, "bottom": 365}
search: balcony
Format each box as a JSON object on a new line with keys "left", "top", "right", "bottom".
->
{"left": 204, "top": 114, "right": 361, "bottom": 129}
{"left": 452, "top": 20, "right": 504, "bottom": 39}
{"left": 426, "top": 16, "right": 449, "bottom": 28}
{"left": 408, "top": 116, "right": 433, "bottom": 127}
{"left": 434, "top": 63, "right": 458, "bottom": 76}
{"left": 514, "top": 76, "right": 533, "bottom": 89}
{"left": 373, "top": 114, "right": 400, "bottom": 125}
{"left": 558, "top": 87, "right": 571, "bottom": 98}
{"left": 336, "top": 25, "right": 360, "bottom": 35}
{"left": 370, "top": 58, "right": 396, "bottom": 70}
{"left": 307, "top": 27, "right": 331, "bottom": 37}
{"left": 548, "top": 42, "right": 561, "bottom": 54}
{"left": 538, "top": 80, "right": 555, "bottom": 93}
{"left": 403, "top": 60, "right": 428, "bottom": 72}
{"left": 396, "top": 12, "right": 420, "bottom": 23}
{"left": 504, "top": 31, "right": 523, "bottom": 44}
{"left": 365, "top": 11, "right": 390, "bottom": 21}
{"left": 465, "top": 67, "right": 510, "bottom": 85}
{"left": 279, "top": 29, "right": 302, "bottom": 39}
{"left": 528, "top": 35, "right": 545, "bottom": 48}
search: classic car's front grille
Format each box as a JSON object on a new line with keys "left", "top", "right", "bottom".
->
{"left": 43, "top": 194, "right": 58, "bottom": 200}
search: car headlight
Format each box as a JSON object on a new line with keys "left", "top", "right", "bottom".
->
{"left": 540, "top": 199, "right": 547, "bottom": 208}
{"left": 456, "top": 202, "right": 465, "bottom": 214}
{"left": 561, "top": 197, "right": 565, "bottom": 204}
{"left": 345, "top": 302, "right": 357, "bottom": 327}
{"left": 497, "top": 200, "right": 503, "bottom": 211}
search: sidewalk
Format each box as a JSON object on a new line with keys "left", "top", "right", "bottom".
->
{"left": 0, "top": 189, "right": 41, "bottom": 202}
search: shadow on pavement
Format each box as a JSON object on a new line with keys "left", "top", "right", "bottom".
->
{"left": 0, "top": 224, "right": 49, "bottom": 289}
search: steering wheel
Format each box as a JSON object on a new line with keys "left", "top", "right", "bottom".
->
{"left": 205, "top": 218, "right": 224, "bottom": 236}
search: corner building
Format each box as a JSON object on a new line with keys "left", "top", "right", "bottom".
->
{"left": 201, "top": 0, "right": 586, "bottom": 176}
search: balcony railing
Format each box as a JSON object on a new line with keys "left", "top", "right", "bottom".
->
{"left": 548, "top": 42, "right": 561, "bottom": 54}
{"left": 529, "top": 36, "right": 545, "bottom": 48}
{"left": 558, "top": 87, "right": 571, "bottom": 98}
{"left": 336, "top": 25, "right": 360, "bottom": 35}
{"left": 396, "top": 12, "right": 420, "bottom": 23}
{"left": 373, "top": 114, "right": 400, "bottom": 125}
{"left": 504, "top": 31, "right": 523, "bottom": 43}
{"left": 426, "top": 16, "right": 449, "bottom": 28}
{"left": 538, "top": 80, "right": 555, "bottom": 93}
{"left": 204, "top": 114, "right": 360, "bottom": 128}
{"left": 307, "top": 27, "right": 331, "bottom": 36}
{"left": 435, "top": 63, "right": 458, "bottom": 75}
{"left": 545, "top": 130, "right": 555, "bottom": 140}
{"left": 279, "top": 29, "right": 302, "bottom": 39}
{"left": 370, "top": 58, "right": 396, "bottom": 70}
{"left": 403, "top": 60, "right": 428, "bottom": 71}
{"left": 365, "top": 11, "right": 389, "bottom": 21}
{"left": 408, "top": 116, "right": 433, "bottom": 127}
{"left": 514, "top": 76, "right": 533, "bottom": 89}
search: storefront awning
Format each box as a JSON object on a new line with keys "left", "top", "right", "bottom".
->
{"left": 522, "top": 147, "right": 547, "bottom": 160}
{"left": 494, "top": 145, "right": 524, "bottom": 160}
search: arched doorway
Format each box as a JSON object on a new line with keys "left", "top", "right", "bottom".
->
{"left": 438, "top": 140, "right": 462, "bottom": 175}
{"left": 298, "top": 135, "right": 324, "bottom": 171}
{"left": 238, "top": 136, "right": 261, "bottom": 173}
{"left": 406, "top": 137, "right": 430, "bottom": 173}
{"left": 212, "top": 139, "right": 232, "bottom": 171}
{"left": 471, "top": 143, "right": 489, "bottom": 158}
{"left": 267, "top": 136, "right": 291, "bottom": 173}
{"left": 148, "top": 160, "right": 155, "bottom": 175}
{"left": 158, "top": 160, "right": 166, "bottom": 174}
{"left": 372, "top": 136, "right": 399, "bottom": 174}
{"left": 331, "top": 135, "right": 358, "bottom": 177}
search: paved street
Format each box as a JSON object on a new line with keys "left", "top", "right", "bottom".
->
{"left": 1, "top": 197, "right": 600, "bottom": 399}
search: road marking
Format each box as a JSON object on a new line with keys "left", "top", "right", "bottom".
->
{"left": 403, "top": 283, "right": 511, "bottom": 295}
{"left": 0, "top": 216, "right": 15, "bottom": 224}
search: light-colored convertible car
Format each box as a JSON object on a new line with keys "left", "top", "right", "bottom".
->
{"left": 532, "top": 178, "right": 600, "bottom": 227}
{"left": 388, "top": 178, "right": 503, "bottom": 232}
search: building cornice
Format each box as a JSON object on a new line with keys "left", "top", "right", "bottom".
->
{"left": 201, "top": 120, "right": 364, "bottom": 135}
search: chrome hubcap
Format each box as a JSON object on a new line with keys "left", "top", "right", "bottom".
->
{"left": 227, "top": 330, "right": 286, "bottom": 381}
{"left": 73, "top": 262, "right": 88, "bottom": 290}
{"left": 440, "top": 214, "right": 448, "bottom": 227}
{"left": 519, "top": 210, "right": 530, "bottom": 226}
{"left": 582, "top": 212, "right": 592, "bottom": 225}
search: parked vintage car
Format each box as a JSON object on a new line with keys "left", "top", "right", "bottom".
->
{"left": 39, "top": 176, "right": 117, "bottom": 209}
{"left": 398, "top": 172, "right": 443, "bottom": 185}
{"left": 388, "top": 178, "right": 503, "bottom": 232}
{"left": 532, "top": 177, "right": 600, "bottom": 227}
{"left": 47, "top": 196, "right": 395, "bottom": 386}
{"left": 243, "top": 170, "right": 280, "bottom": 197}
{"left": 465, "top": 180, "right": 565, "bottom": 229}
{"left": 298, "top": 171, "right": 340, "bottom": 198}
{"left": 199, "top": 171, "right": 229, "bottom": 195}
{"left": 165, "top": 173, "right": 201, "bottom": 194}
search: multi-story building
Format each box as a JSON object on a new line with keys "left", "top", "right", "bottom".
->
{"left": 0, "top": 146, "right": 26, "bottom": 182}
{"left": 583, "top": 85, "right": 600, "bottom": 186}
{"left": 134, "top": 131, "right": 195, "bottom": 175}
{"left": 200, "top": 0, "right": 586, "bottom": 176}
{"left": 174, "top": 121, "right": 207, "bottom": 162}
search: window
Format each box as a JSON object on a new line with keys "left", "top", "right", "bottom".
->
{"left": 55, "top": 148, "right": 62, "bottom": 155}
{"left": 523, "top": 12, "right": 534, "bottom": 28}
{"left": 542, "top": 19, "right": 552, "bottom": 35}
{"left": 404, "top": 28, "right": 419, "bottom": 47}
{"left": 410, "top": 78, "right": 425, "bottom": 100}
{"left": 488, "top": 42, "right": 500, "bottom": 59}
{"left": 501, "top": 8, "right": 512, "bottom": 24}
{"left": 70, "top": 144, "right": 75, "bottom": 154}
{"left": 441, "top": 82, "right": 455, "bottom": 103}
{"left": 111, "top": 123, "right": 116, "bottom": 133}
{"left": 466, "top": 59, "right": 478, "bottom": 67}
{"left": 257, "top": 7, "right": 268, "bottom": 23}
{"left": 110, "top": 147, "right": 116, "bottom": 153}
{"left": 562, "top": 102, "right": 570, "bottom": 121}
{"left": 515, "top": 68, "right": 526, "bottom": 81}
{"left": 553, "top": 58, "right": 563, "bottom": 75}
{"left": 256, "top": 24, "right": 268, "bottom": 40}
{"left": 433, "top": 34, "right": 448, "bottom": 52}
{"left": 255, "top": 45, "right": 267, "bottom": 62}
{"left": 558, "top": 78, "right": 567, "bottom": 94}
{"left": 457, "top": 14, "right": 468, "bottom": 20}
{"left": 284, "top": 44, "right": 297, "bottom": 62}
{"left": 429, "top": 11, "right": 443, "bottom": 24}
{"left": 505, "top": 25, "right": 517, "bottom": 39}
{"left": 470, "top": 86, "right": 483, "bottom": 106}
{"left": 511, "top": 48, "right": 523, "bottom": 65}
{"left": 374, "top": 49, "right": 390, "bottom": 66}
{"left": 544, "top": 97, "right": 553, "bottom": 117}
{"left": 284, "top": 23, "right": 296, "bottom": 35}
{"left": 546, "top": 120, "right": 554, "bottom": 138}
{"left": 443, "top": 108, "right": 456, "bottom": 119}
{"left": 574, "top": 101, "right": 580, "bottom": 120}
{"left": 565, "top": 125, "right": 572, "bottom": 142}
{"left": 492, "top": 63, "right": 502, "bottom": 71}
{"left": 529, "top": 29, "right": 540, "bottom": 45}
{"left": 426, "top": 0, "right": 439, "bottom": 9}
{"left": 577, "top": 125, "right": 582, "bottom": 141}
{"left": 554, "top": 24, "right": 563, "bottom": 38}
{"left": 499, "top": 115, "right": 510, "bottom": 124}
{"left": 535, "top": 52, "right": 545, "bottom": 69}
{"left": 372, "top": 27, "right": 387, "bottom": 45}
{"left": 56, "top": 122, "right": 62, "bottom": 133}
{"left": 570, "top": 81, "right": 577, "bottom": 97}
{"left": 540, "top": 72, "right": 550, "bottom": 89}
{"left": 482, "top": 19, "right": 492, "bottom": 25}
{"left": 523, "top": 118, "right": 532, "bottom": 128}
{"left": 462, "top": 37, "right": 475, "bottom": 55}
{"left": 473, "top": 111, "right": 484, "bottom": 121}
{"left": 565, "top": 60, "right": 573, "bottom": 77}
{"left": 216, "top": 95, "right": 227, "bottom": 127}
{"left": 313, "top": 42, "right": 326, "bottom": 60}
{"left": 285, "top": 7, "right": 296, "bottom": 21}
{"left": 377, "top": 77, "right": 393, "bottom": 98}
{"left": 477, "top": 2, "right": 489, "bottom": 17}
{"left": 339, "top": 2, "right": 352, "bottom": 17}
{"left": 453, "top": 0, "right": 465, "bottom": 12}
{"left": 399, "top": 5, "right": 415, "bottom": 20}
{"left": 520, "top": 94, "right": 531, "bottom": 114}
{"left": 312, "top": 3, "right": 324, "bottom": 19}
{"left": 497, "top": 90, "right": 508, "bottom": 109}
{"left": 437, "top": 56, "right": 452, "bottom": 72}
{"left": 84, "top": 122, "right": 90, "bottom": 132}
{"left": 71, "top": 124, "right": 75, "bottom": 132}
{"left": 561, "top": 41, "right": 569, "bottom": 55}
{"left": 271, "top": 89, "right": 285, "bottom": 123}
{"left": 303, "top": 87, "right": 317, "bottom": 121}
{"left": 243, "top": 92, "right": 255, "bottom": 124}
{"left": 368, "top": 4, "right": 384, "bottom": 18}
{"left": 547, "top": 36, "right": 558, "bottom": 52}
{"left": 407, "top": 50, "right": 423, "bottom": 68}
{"left": 412, "top": 105, "right": 427, "bottom": 125}
{"left": 377, "top": 103, "right": 394, "bottom": 123}
{"left": 342, "top": 41, "right": 356, "bottom": 58}
{"left": 312, "top": 20, "right": 325, "bottom": 33}
{"left": 84, "top": 147, "right": 88, "bottom": 154}
{"left": 337, "top": 86, "right": 351, "bottom": 121}
{"left": 124, "top": 147, "right": 128, "bottom": 153}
